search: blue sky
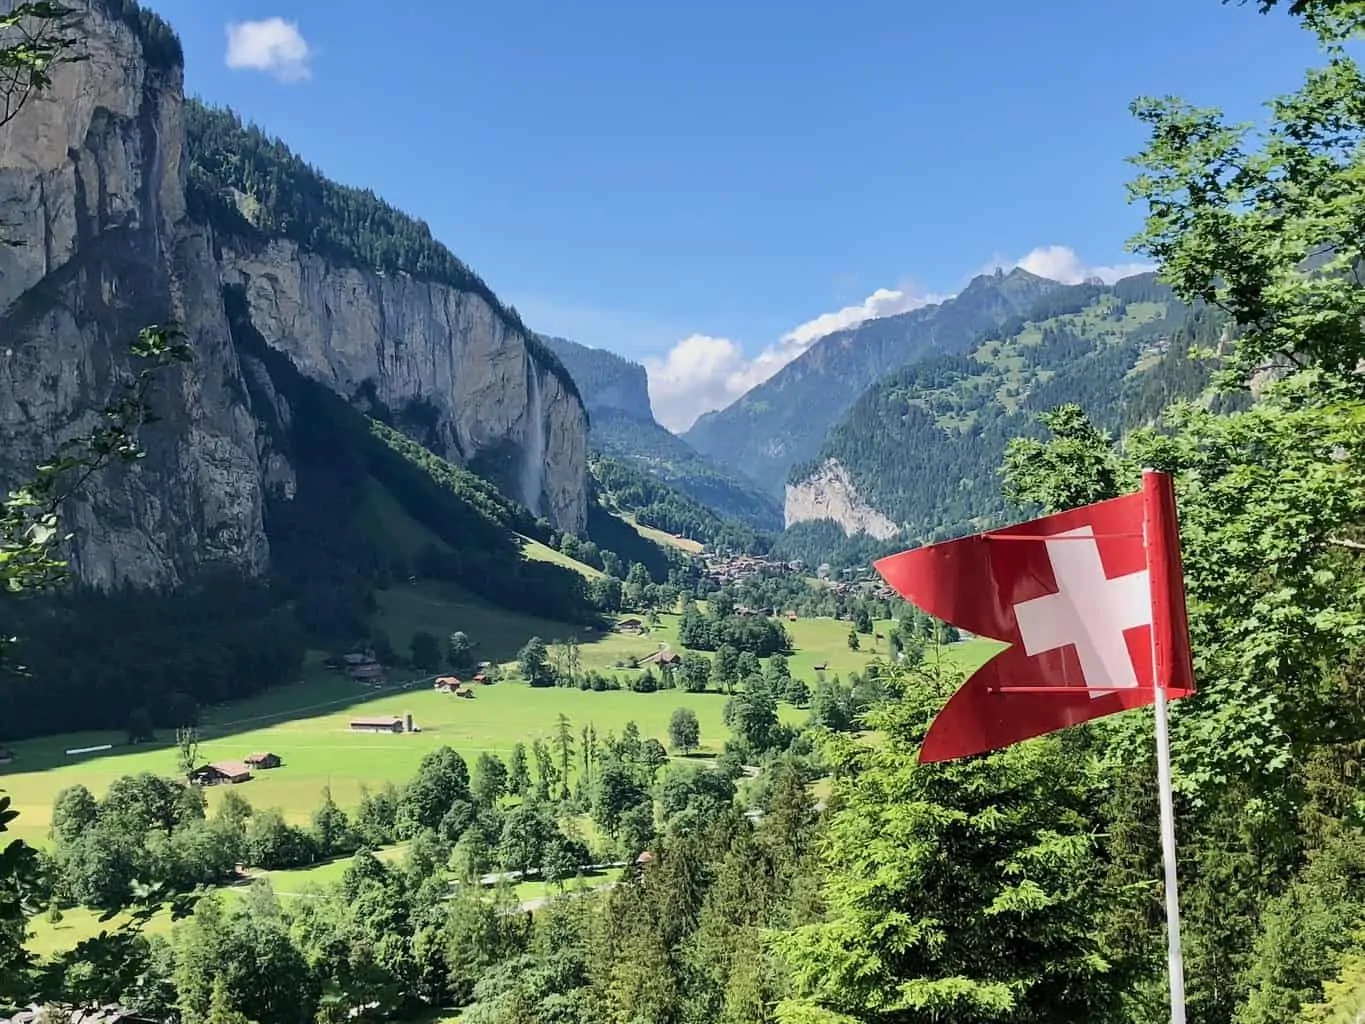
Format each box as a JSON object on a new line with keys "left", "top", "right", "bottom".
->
{"left": 146, "top": 0, "right": 1329, "bottom": 429}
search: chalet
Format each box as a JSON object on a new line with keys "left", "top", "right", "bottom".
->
{"left": 616, "top": 618, "right": 644, "bottom": 633}
{"left": 641, "top": 650, "right": 680, "bottom": 667}
{"left": 434, "top": 676, "right": 461, "bottom": 692}
{"left": 347, "top": 661, "right": 386, "bottom": 682}
{"left": 813, "top": 661, "right": 828, "bottom": 672}
{"left": 190, "top": 760, "right": 252, "bottom": 786}
{"left": 472, "top": 673, "right": 488, "bottom": 683}
{"left": 243, "top": 752, "right": 281, "bottom": 770}
{"left": 350, "top": 716, "right": 405, "bottom": 734}
{"left": 453, "top": 685, "right": 475, "bottom": 699}
{"left": 786, "top": 611, "right": 798, "bottom": 622}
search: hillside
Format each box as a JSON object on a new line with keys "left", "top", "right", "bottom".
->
{"left": 541, "top": 334, "right": 784, "bottom": 529}
{"left": 782, "top": 274, "right": 1231, "bottom": 553}
{"left": 683, "top": 267, "right": 1061, "bottom": 494}
{"left": 590, "top": 454, "right": 769, "bottom": 554}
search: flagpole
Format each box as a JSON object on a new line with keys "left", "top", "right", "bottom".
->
{"left": 1144, "top": 468, "right": 1187, "bottom": 1024}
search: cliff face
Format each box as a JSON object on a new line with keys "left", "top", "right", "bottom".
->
{"left": 221, "top": 240, "right": 586, "bottom": 531}
{"left": 0, "top": 0, "right": 587, "bottom": 589}
{"left": 0, "top": 0, "right": 269, "bottom": 587}
{"left": 784, "top": 459, "right": 899, "bottom": 540}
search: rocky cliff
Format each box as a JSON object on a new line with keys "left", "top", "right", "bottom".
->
{"left": 0, "top": 0, "right": 587, "bottom": 588}
{"left": 0, "top": 0, "right": 268, "bottom": 587}
{"left": 220, "top": 239, "right": 586, "bottom": 530}
{"left": 784, "top": 459, "right": 899, "bottom": 540}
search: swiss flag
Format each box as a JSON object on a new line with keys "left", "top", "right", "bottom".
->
{"left": 874, "top": 470, "right": 1195, "bottom": 763}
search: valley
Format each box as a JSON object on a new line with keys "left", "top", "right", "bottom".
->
{"left": 3, "top": 0, "right": 1363, "bottom": 1022}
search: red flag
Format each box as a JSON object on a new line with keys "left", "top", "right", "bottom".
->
{"left": 874, "top": 470, "right": 1194, "bottom": 763}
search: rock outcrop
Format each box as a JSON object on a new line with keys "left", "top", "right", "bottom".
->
{"left": 220, "top": 239, "right": 587, "bottom": 531}
{"left": 0, "top": 0, "right": 588, "bottom": 588}
{"left": 0, "top": 0, "right": 268, "bottom": 587}
{"left": 784, "top": 459, "right": 899, "bottom": 540}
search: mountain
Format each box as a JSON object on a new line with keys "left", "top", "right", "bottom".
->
{"left": 0, "top": 0, "right": 590, "bottom": 593}
{"left": 781, "top": 274, "right": 1232, "bottom": 558}
{"left": 682, "top": 267, "right": 1061, "bottom": 495}
{"left": 541, "top": 334, "right": 784, "bottom": 530}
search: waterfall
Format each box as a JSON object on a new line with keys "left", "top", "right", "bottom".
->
{"left": 520, "top": 363, "right": 547, "bottom": 516}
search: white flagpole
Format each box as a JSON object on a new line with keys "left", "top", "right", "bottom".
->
{"left": 1144, "top": 468, "right": 1188, "bottom": 1024}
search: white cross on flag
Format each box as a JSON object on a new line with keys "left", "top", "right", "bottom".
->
{"left": 874, "top": 471, "right": 1195, "bottom": 762}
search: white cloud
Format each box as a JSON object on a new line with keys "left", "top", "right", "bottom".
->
{"left": 646, "top": 283, "right": 948, "bottom": 432}
{"left": 225, "top": 18, "right": 312, "bottom": 82}
{"left": 980, "top": 244, "right": 1153, "bottom": 285}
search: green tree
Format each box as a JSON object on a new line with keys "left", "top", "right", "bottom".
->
{"left": 507, "top": 743, "right": 531, "bottom": 797}
{"left": 846, "top": 628, "right": 859, "bottom": 651}
{"left": 852, "top": 605, "right": 873, "bottom": 634}
{"left": 679, "top": 651, "right": 711, "bottom": 693}
{"left": 713, "top": 643, "right": 740, "bottom": 694}
{"left": 775, "top": 663, "right": 1136, "bottom": 1023}
{"left": 668, "top": 707, "right": 701, "bottom": 754}
{"left": 518, "top": 636, "right": 552, "bottom": 687}
{"left": 471, "top": 752, "right": 509, "bottom": 807}
{"left": 554, "top": 713, "right": 575, "bottom": 801}
{"left": 445, "top": 630, "right": 475, "bottom": 674}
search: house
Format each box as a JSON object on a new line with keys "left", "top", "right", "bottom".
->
{"left": 350, "top": 716, "right": 405, "bottom": 734}
{"left": 640, "top": 650, "right": 680, "bottom": 667}
{"left": 243, "top": 752, "right": 281, "bottom": 769}
{"left": 616, "top": 618, "right": 644, "bottom": 633}
{"left": 347, "top": 661, "right": 386, "bottom": 682}
{"left": 813, "top": 661, "right": 828, "bottom": 672}
{"left": 434, "top": 676, "right": 461, "bottom": 692}
{"left": 786, "top": 611, "right": 798, "bottom": 622}
{"left": 452, "top": 684, "right": 475, "bottom": 698}
{"left": 472, "top": 673, "right": 488, "bottom": 683}
{"left": 190, "top": 761, "right": 253, "bottom": 785}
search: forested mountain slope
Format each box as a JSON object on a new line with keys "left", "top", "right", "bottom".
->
{"left": 683, "top": 267, "right": 1061, "bottom": 494}
{"left": 784, "top": 274, "right": 1231, "bottom": 549}
{"left": 541, "top": 334, "right": 784, "bottom": 529}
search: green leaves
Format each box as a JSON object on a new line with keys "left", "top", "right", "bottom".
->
{"left": 1127, "top": 58, "right": 1365, "bottom": 389}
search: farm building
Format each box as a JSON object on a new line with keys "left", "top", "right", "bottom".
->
{"left": 616, "top": 618, "right": 644, "bottom": 633}
{"left": 640, "top": 650, "right": 679, "bottom": 668}
{"left": 453, "top": 685, "right": 474, "bottom": 698}
{"left": 190, "top": 761, "right": 252, "bottom": 785}
{"left": 350, "top": 716, "right": 405, "bottom": 734}
{"left": 433, "top": 676, "right": 461, "bottom": 692}
{"left": 243, "top": 752, "right": 281, "bottom": 769}
{"left": 472, "top": 672, "right": 488, "bottom": 683}
{"left": 813, "top": 661, "right": 828, "bottom": 672}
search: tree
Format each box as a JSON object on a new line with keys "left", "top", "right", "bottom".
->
{"left": 175, "top": 726, "right": 201, "bottom": 780}
{"left": 775, "top": 662, "right": 1137, "bottom": 1023}
{"left": 507, "top": 743, "right": 531, "bottom": 797}
{"left": 445, "top": 631, "right": 475, "bottom": 674}
{"left": 713, "top": 643, "right": 740, "bottom": 694}
{"left": 846, "top": 628, "right": 860, "bottom": 651}
{"left": 668, "top": 707, "right": 701, "bottom": 754}
{"left": 0, "top": 1, "right": 84, "bottom": 131}
{"left": 471, "top": 752, "right": 509, "bottom": 807}
{"left": 410, "top": 629, "right": 442, "bottom": 672}
{"left": 518, "top": 637, "right": 552, "bottom": 687}
{"left": 853, "top": 605, "right": 873, "bottom": 634}
{"left": 554, "top": 713, "right": 574, "bottom": 801}
{"left": 678, "top": 651, "right": 711, "bottom": 693}
{"left": 126, "top": 707, "right": 155, "bottom": 744}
